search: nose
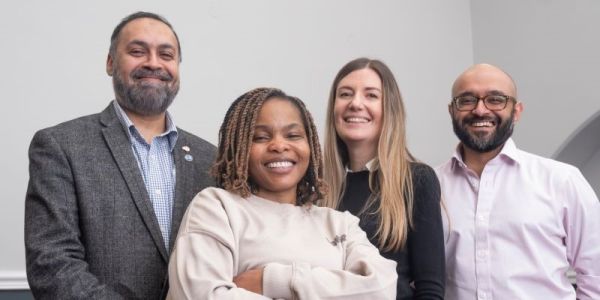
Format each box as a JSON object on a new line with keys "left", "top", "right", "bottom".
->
{"left": 348, "top": 95, "right": 364, "bottom": 110}
{"left": 471, "top": 98, "right": 490, "bottom": 116}
{"left": 267, "top": 136, "right": 290, "bottom": 153}
{"left": 143, "top": 51, "right": 163, "bottom": 70}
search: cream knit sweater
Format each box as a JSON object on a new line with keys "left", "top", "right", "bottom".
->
{"left": 167, "top": 187, "right": 397, "bottom": 299}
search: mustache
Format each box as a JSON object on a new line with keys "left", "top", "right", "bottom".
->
{"left": 462, "top": 115, "right": 499, "bottom": 124}
{"left": 131, "top": 68, "right": 173, "bottom": 81}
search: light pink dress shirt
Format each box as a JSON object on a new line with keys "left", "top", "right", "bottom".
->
{"left": 435, "top": 139, "right": 600, "bottom": 300}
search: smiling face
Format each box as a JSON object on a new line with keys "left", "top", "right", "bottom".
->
{"left": 248, "top": 98, "right": 310, "bottom": 204}
{"left": 450, "top": 64, "right": 523, "bottom": 153}
{"left": 333, "top": 68, "right": 383, "bottom": 153}
{"left": 107, "top": 17, "right": 180, "bottom": 116}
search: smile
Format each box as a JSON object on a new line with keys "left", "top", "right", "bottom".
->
{"left": 344, "top": 117, "right": 370, "bottom": 123}
{"left": 137, "top": 76, "right": 167, "bottom": 82}
{"left": 471, "top": 121, "right": 494, "bottom": 127}
{"left": 265, "top": 160, "right": 295, "bottom": 168}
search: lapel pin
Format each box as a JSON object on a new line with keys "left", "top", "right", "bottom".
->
{"left": 184, "top": 154, "right": 193, "bottom": 161}
{"left": 182, "top": 146, "right": 190, "bottom": 152}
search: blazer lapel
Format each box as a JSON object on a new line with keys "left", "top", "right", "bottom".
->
{"left": 99, "top": 104, "right": 169, "bottom": 261}
{"left": 170, "top": 133, "right": 194, "bottom": 250}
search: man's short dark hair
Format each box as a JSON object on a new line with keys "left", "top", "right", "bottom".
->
{"left": 109, "top": 11, "right": 182, "bottom": 61}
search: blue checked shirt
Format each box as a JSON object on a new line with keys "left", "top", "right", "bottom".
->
{"left": 113, "top": 101, "right": 178, "bottom": 250}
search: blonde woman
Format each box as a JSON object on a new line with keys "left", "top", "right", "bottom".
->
{"left": 323, "top": 58, "right": 444, "bottom": 299}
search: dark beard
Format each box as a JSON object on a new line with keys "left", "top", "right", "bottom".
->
{"left": 452, "top": 110, "right": 515, "bottom": 153}
{"left": 113, "top": 66, "right": 179, "bottom": 116}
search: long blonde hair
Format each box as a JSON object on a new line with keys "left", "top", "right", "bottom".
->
{"left": 323, "top": 58, "right": 414, "bottom": 252}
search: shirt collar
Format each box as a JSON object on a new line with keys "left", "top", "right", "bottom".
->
{"left": 451, "top": 138, "right": 521, "bottom": 170}
{"left": 497, "top": 138, "right": 521, "bottom": 164}
{"left": 345, "top": 158, "right": 376, "bottom": 173}
{"left": 112, "top": 100, "right": 178, "bottom": 150}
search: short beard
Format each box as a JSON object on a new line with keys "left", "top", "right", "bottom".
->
{"left": 452, "top": 110, "right": 515, "bottom": 153}
{"left": 113, "top": 66, "right": 179, "bottom": 116}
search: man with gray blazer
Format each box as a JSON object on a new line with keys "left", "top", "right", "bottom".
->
{"left": 25, "top": 12, "right": 216, "bottom": 300}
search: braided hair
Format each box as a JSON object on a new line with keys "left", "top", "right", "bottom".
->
{"left": 211, "top": 87, "right": 326, "bottom": 205}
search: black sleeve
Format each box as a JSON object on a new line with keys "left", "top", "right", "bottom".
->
{"left": 407, "top": 163, "right": 445, "bottom": 299}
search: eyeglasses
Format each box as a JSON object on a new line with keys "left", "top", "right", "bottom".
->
{"left": 452, "top": 94, "right": 516, "bottom": 111}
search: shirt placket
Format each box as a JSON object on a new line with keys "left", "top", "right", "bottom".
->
{"left": 474, "top": 165, "right": 494, "bottom": 300}
{"left": 148, "top": 141, "right": 171, "bottom": 249}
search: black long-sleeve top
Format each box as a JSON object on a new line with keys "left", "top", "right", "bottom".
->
{"left": 338, "top": 162, "right": 445, "bottom": 299}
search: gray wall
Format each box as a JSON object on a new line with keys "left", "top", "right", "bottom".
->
{"left": 555, "top": 110, "right": 600, "bottom": 197}
{"left": 470, "top": 0, "right": 600, "bottom": 208}
{"left": 470, "top": 0, "right": 600, "bottom": 158}
{"left": 3, "top": 0, "right": 599, "bottom": 291}
{"left": 1, "top": 0, "right": 473, "bottom": 288}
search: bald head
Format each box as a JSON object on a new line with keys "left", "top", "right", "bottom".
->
{"left": 452, "top": 63, "right": 517, "bottom": 98}
{"left": 449, "top": 63, "right": 523, "bottom": 154}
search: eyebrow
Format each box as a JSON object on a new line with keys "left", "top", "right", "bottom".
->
{"left": 127, "top": 40, "right": 176, "bottom": 51}
{"left": 456, "top": 90, "right": 508, "bottom": 97}
{"left": 254, "top": 123, "right": 304, "bottom": 131}
{"left": 337, "top": 86, "right": 382, "bottom": 92}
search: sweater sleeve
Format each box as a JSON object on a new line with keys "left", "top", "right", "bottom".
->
{"left": 408, "top": 163, "right": 445, "bottom": 299}
{"left": 262, "top": 212, "right": 397, "bottom": 300}
{"left": 167, "top": 188, "right": 270, "bottom": 300}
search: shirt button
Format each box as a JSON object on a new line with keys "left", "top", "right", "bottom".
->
{"left": 155, "top": 189, "right": 162, "bottom": 195}
{"left": 478, "top": 292, "right": 487, "bottom": 300}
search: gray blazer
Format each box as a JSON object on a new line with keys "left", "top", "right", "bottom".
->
{"left": 25, "top": 103, "right": 216, "bottom": 300}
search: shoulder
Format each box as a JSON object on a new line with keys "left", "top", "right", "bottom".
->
{"left": 184, "top": 187, "right": 242, "bottom": 229}
{"left": 179, "top": 187, "right": 242, "bottom": 246}
{"left": 519, "top": 149, "right": 578, "bottom": 172}
{"left": 30, "top": 112, "right": 104, "bottom": 155}
{"left": 409, "top": 162, "right": 441, "bottom": 191}
{"left": 410, "top": 162, "right": 437, "bottom": 180}
{"left": 310, "top": 205, "right": 361, "bottom": 229}
{"left": 517, "top": 149, "right": 582, "bottom": 183}
{"left": 408, "top": 162, "right": 442, "bottom": 217}
{"left": 190, "top": 187, "right": 240, "bottom": 208}
{"left": 433, "top": 158, "right": 454, "bottom": 177}
{"left": 516, "top": 149, "right": 599, "bottom": 206}
{"left": 34, "top": 112, "right": 101, "bottom": 140}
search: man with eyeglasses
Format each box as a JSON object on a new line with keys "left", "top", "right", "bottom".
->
{"left": 435, "top": 63, "right": 600, "bottom": 300}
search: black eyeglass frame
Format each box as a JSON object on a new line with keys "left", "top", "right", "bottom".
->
{"left": 451, "top": 94, "right": 517, "bottom": 111}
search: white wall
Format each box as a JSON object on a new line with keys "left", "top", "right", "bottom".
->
{"left": 0, "top": 0, "right": 473, "bottom": 287}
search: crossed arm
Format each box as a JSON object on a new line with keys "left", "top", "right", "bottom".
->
{"left": 166, "top": 190, "right": 397, "bottom": 300}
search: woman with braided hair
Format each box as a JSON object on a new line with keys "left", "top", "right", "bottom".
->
{"left": 167, "top": 87, "right": 397, "bottom": 299}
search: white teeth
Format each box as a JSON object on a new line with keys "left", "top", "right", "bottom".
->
{"left": 266, "top": 161, "right": 293, "bottom": 168}
{"left": 346, "top": 117, "right": 369, "bottom": 123}
{"left": 472, "top": 121, "right": 493, "bottom": 127}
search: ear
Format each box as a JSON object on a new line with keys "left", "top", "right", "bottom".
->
{"left": 106, "top": 54, "right": 114, "bottom": 76}
{"left": 513, "top": 101, "right": 524, "bottom": 122}
{"left": 448, "top": 102, "right": 454, "bottom": 118}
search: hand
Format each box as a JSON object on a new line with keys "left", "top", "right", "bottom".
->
{"left": 233, "top": 267, "right": 264, "bottom": 295}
